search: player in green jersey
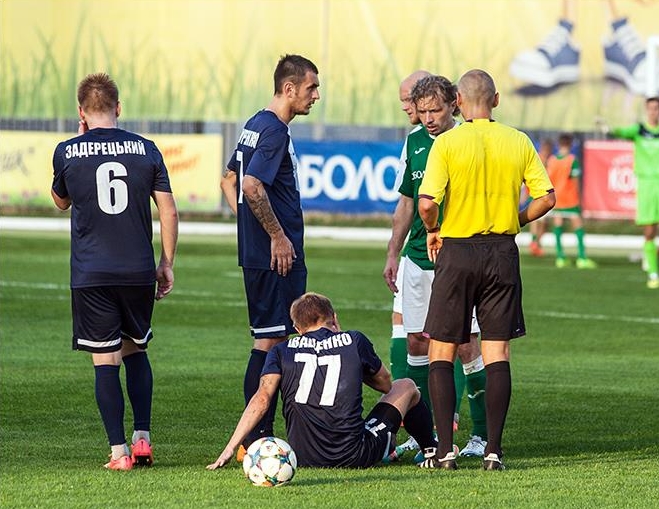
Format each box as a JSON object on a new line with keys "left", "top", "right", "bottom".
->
{"left": 610, "top": 97, "right": 659, "bottom": 289}
{"left": 385, "top": 75, "right": 488, "bottom": 462}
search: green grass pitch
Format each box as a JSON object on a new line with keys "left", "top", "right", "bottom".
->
{"left": 1, "top": 230, "right": 658, "bottom": 508}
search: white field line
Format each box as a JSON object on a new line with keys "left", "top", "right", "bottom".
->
{"left": 0, "top": 216, "right": 645, "bottom": 248}
{"left": 2, "top": 280, "right": 657, "bottom": 324}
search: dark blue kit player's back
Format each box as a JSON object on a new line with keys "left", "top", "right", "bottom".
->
{"left": 52, "top": 128, "right": 172, "bottom": 288}
{"left": 262, "top": 328, "right": 382, "bottom": 467}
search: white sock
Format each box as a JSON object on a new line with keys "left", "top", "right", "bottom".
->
{"left": 111, "top": 443, "right": 130, "bottom": 460}
{"left": 407, "top": 354, "right": 429, "bottom": 366}
{"left": 462, "top": 355, "right": 485, "bottom": 375}
{"left": 132, "top": 430, "right": 151, "bottom": 445}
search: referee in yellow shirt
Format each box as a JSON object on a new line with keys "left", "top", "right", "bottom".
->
{"left": 417, "top": 69, "right": 555, "bottom": 471}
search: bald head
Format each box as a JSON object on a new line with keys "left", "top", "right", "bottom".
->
{"left": 456, "top": 69, "right": 498, "bottom": 119}
{"left": 399, "top": 70, "right": 431, "bottom": 125}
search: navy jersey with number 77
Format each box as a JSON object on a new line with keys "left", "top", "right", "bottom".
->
{"left": 227, "top": 109, "right": 305, "bottom": 270}
{"left": 262, "top": 327, "right": 383, "bottom": 467}
{"left": 52, "top": 127, "right": 172, "bottom": 288}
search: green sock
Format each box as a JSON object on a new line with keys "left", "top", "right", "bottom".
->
{"left": 644, "top": 240, "right": 659, "bottom": 275}
{"left": 453, "top": 358, "right": 465, "bottom": 414}
{"left": 575, "top": 227, "right": 586, "bottom": 259}
{"left": 465, "top": 369, "right": 487, "bottom": 439}
{"left": 389, "top": 336, "right": 408, "bottom": 381}
{"left": 407, "top": 363, "right": 430, "bottom": 410}
{"left": 554, "top": 226, "right": 564, "bottom": 258}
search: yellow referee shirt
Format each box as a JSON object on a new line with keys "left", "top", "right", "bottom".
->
{"left": 419, "top": 119, "right": 553, "bottom": 238}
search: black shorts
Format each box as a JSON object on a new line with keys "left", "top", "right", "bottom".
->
{"left": 424, "top": 234, "right": 525, "bottom": 343}
{"left": 242, "top": 267, "right": 307, "bottom": 339}
{"left": 346, "top": 402, "right": 402, "bottom": 468}
{"left": 71, "top": 285, "right": 155, "bottom": 353}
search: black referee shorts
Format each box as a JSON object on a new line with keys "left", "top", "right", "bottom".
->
{"left": 424, "top": 234, "right": 526, "bottom": 343}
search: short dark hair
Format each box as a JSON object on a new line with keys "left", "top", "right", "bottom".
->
{"left": 77, "top": 73, "right": 119, "bottom": 113}
{"left": 557, "top": 133, "right": 574, "bottom": 148}
{"left": 411, "top": 75, "right": 459, "bottom": 116}
{"left": 647, "top": 96, "right": 659, "bottom": 105}
{"left": 273, "top": 54, "right": 318, "bottom": 94}
{"left": 290, "top": 292, "right": 334, "bottom": 331}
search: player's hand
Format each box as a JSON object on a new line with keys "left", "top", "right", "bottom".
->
{"left": 77, "top": 120, "right": 88, "bottom": 135}
{"left": 383, "top": 257, "right": 399, "bottom": 293}
{"left": 206, "top": 449, "right": 233, "bottom": 470}
{"left": 426, "top": 232, "right": 443, "bottom": 264}
{"left": 270, "top": 233, "right": 295, "bottom": 276}
{"left": 155, "top": 263, "right": 174, "bottom": 300}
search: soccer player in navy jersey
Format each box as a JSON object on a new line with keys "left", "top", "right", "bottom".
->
{"left": 51, "top": 73, "right": 179, "bottom": 471}
{"left": 220, "top": 54, "right": 320, "bottom": 458}
{"left": 207, "top": 292, "right": 436, "bottom": 469}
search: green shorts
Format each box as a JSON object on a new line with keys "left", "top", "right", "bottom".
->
{"left": 551, "top": 206, "right": 581, "bottom": 218}
{"left": 636, "top": 179, "right": 659, "bottom": 225}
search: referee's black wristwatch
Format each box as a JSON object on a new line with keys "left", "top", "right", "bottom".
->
{"left": 425, "top": 226, "right": 440, "bottom": 233}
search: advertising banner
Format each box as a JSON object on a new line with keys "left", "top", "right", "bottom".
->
{"left": 2, "top": 0, "right": 658, "bottom": 131}
{"left": 582, "top": 140, "right": 636, "bottom": 219}
{"left": 0, "top": 131, "right": 222, "bottom": 212}
{"left": 296, "top": 140, "right": 402, "bottom": 214}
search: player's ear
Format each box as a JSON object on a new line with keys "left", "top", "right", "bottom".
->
{"left": 283, "top": 80, "right": 296, "bottom": 98}
{"left": 116, "top": 101, "right": 122, "bottom": 118}
{"left": 492, "top": 92, "right": 500, "bottom": 109}
{"left": 331, "top": 313, "right": 341, "bottom": 332}
{"left": 78, "top": 105, "right": 85, "bottom": 121}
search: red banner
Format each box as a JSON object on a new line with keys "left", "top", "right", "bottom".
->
{"left": 582, "top": 140, "right": 636, "bottom": 220}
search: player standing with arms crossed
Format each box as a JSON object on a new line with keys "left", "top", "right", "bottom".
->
{"left": 418, "top": 69, "right": 555, "bottom": 471}
{"left": 220, "top": 55, "right": 320, "bottom": 459}
{"left": 51, "top": 73, "right": 179, "bottom": 470}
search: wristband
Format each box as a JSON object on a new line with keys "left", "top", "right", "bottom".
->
{"left": 425, "top": 226, "right": 440, "bottom": 233}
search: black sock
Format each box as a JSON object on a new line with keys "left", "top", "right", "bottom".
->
{"left": 428, "top": 360, "right": 456, "bottom": 457}
{"left": 123, "top": 352, "right": 153, "bottom": 433}
{"left": 243, "top": 349, "right": 278, "bottom": 446}
{"left": 403, "top": 399, "right": 435, "bottom": 450}
{"left": 484, "top": 361, "right": 511, "bottom": 457}
{"left": 94, "top": 365, "right": 125, "bottom": 445}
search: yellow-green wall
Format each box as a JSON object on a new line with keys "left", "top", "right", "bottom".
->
{"left": 2, "top": 0, "right": 658, "bottom": 130}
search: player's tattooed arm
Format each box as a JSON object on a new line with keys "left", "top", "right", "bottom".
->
{"left": 242, "top": 175, "right": 295, "bottom": 276}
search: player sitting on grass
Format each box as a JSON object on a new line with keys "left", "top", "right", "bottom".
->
{"left": 207, "top": 292, "right": 439, "bottom": 469}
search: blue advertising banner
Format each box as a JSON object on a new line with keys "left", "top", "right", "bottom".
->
{"left": 295, "top": 140, "right": 403, "bottom": 214}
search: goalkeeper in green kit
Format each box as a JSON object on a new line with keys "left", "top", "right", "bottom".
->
{"left": 610, "top": 97, "right": 659, "bottom": 289}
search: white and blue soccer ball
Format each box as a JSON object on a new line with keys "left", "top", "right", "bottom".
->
{"left": 242, "top": 437, "right": 297, "bottom": 487}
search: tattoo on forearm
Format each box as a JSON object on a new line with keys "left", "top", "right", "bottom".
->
{"left": 245, "top": 182, "right": 282, "bottom": 236}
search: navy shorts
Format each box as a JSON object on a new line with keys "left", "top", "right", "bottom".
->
{"left": 71, "top": 285, "right": 155, "bottom": 353}
{"left": 242, "top": 267, "right": 307, "bottom": 339}
{"left": 424, "top": 234, "right": 526, "bottom": 343}
{"left": 346, "top": 402, "right": 402, "bottom": 468}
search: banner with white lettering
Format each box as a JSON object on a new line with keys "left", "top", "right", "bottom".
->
{"left": 295, "top": 140, "right": 402, "bottom": 214}
{"left": 582, "top": 140, "right": 636, "bottom": 220}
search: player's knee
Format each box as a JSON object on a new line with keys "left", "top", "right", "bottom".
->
{"left": 392, "top": 378, "right": 420, "bottom": 400}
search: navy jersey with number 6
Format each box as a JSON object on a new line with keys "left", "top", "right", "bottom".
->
{"left": 52, "top": 128, "right": 172, "bottom": 288}
{"left": 227, "top": 110, "right": 305, "bottom": 270}
{"left": 262, "top": 327, "right": 383, "bottom": 467}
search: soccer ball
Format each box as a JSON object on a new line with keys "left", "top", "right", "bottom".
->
{"left": 242, "top": 437, "right": 297, "bottom": 487}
